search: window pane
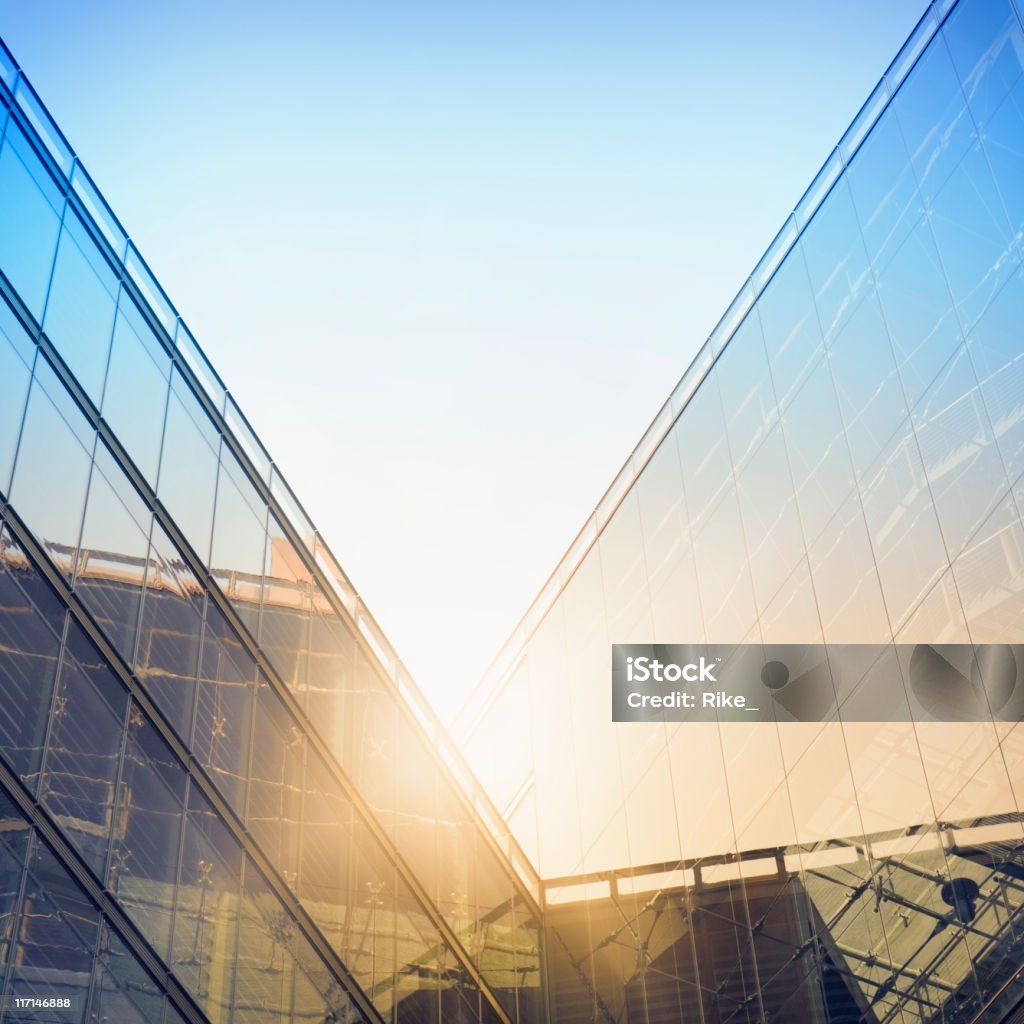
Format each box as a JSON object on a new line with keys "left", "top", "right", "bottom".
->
{"left": 966, "top": 265, "right": 1024, "bottom": 481}
{"left": 40, "top": 621, "right": 128, "bottom": 876}
{"left": 101, "top": 293, "right": 170, "bottom": 485}
{"left": 982, "top": 75, "right": 1024, "bottom": 247}
{"left": 598, "top": 491, "right": 651, "bottom": 641}
{"left": 801, "top": 177, "right": 872, "bottom": 345}
{"left": 210, "top": 447, "right": 267, "bottom": 639}
{"left": 259, "top": 515, "right": 315, "bottom": 686}
{"left": 846, "top": 105, "right": 920, "bottom": 270}
{"left": 111, "top": 707, "right": 186, "bottom": 959}
{"left": 246, "top": 674, "right": 303, "bottom": 873}
{"left": 0, "top": 299, "right": 34, "bottom": 496}
{"left": 756, "top": 243, "right": 823, "bottom": 407}
{"left": 943, "top": 0, "right": 1024, "bottom": 130}
{"left": 782, "top": 357, "right": 856, "bottom": 545}
{"left": 237, "top": 856, "right": 356, "bottom": 1022}
{"left": 912, "top": 343, "right": 1009, "bottom": 558}
{"left": 42, "top": 210, "right": 118, "bottom": 404}
{"left": 828, "top": 286, "right": 907, "bottom": 478}
{"left": 858, "top": 417, "right": 949, "bottom": 630}
{"left": 0, "top": 526, "right": 64, "bottom": 785}
{"left": 0, "top": 122, "right": 62, "bottom": 320}
{"left": 157, "top": 369, "right": 219, "bottom": 564}
{"left": 194, "top": 601, "right": 256, "bottom": 811}
{"left": 92, "top": 926, "right": 165, "bottom": 1024}
{"left": 928, "top": 141, "right": 1018, "bottom": 332}
{"left": 9, "top": 363, "right": 95, "bottom": 578}
{"left": 11, "top": 839, "right": 98, "bottom": 1015}
{"left": 874, "top": 214, "right": 960, "bottom": 409}
{"left": 807, "top": 494, "right": 890, "bottom": 643}
{"left": 172, "top": 784, "right": 243, "bottom": 1015}
{"left": 736, "top": 424, "right": 803, "bottom": 612}
{"left": 135, "top": 521, "right": 204, "bottom": 739}
{"left": 893, "top": 33, "right": 975, "bottom": 203}
{"left": 75, "top": 443, "right": 152, "bottom": 660}
{"left": 715, "top": 315, "right": 777, "bottom": 473}
{"left": 676, "top": 374, "right": 732, "bottom": 534}
{"left": 692, "top": 486, "right": 756, "bottom": 641}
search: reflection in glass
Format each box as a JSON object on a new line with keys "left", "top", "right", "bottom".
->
{"left": 0, "top": 121, "right": 62, "bottom": 320}
{"left": 157, "top": 369, "right": 219, "bottom": 564}
{"left": 9, "top": 363, "right": 95, "bottom": 578}
{"left": 0, "top": 299, "right": 34, "bottom": 495}
{"left": 42, "top": 209, "right": 118, "bottom": 404}
{"left": 0, "top": 526, "right": 64, "bottom": 786}
{"left": 101, "top": 292, "right": 170, "bottom": 485}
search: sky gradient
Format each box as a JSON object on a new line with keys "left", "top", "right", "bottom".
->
{"left": 2, "top": 0, "right": 927, "bottom": 719}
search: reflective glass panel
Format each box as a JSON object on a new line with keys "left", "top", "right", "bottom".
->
{"left": 0, "top": 298, "right": 34, "bottom": 495}
{"left": 9, "top": 362, "right": 94, "bottom": 578}
{"left": 157, "top": 369, "right": 219, "bottom": 564}
{"left": 0, "top": 121, "right": 62, "bottom": 320}
{"left": 101, "top": 292, "right": 170, "bottom": 485}
{"left": 40, "top": 620, "right": 128, "bottom": 876}
{"left": 42, "top": 209, "right": 118, "bottom": 404}
{"left": 0, "top": 527, "right": 64, "bottom": 786}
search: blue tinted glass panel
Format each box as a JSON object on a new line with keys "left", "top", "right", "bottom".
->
{"left": 0, "top": 122, "right": 62, "bottom": 319}
{"left": 845, "top": 105, "right": 921, "bottom": 270}
{"left": 43, "top": 210, "right": 118, "bottom": 403}
{"left": 874, "top": 214, "right": 961, "bottom": 408}
{"left": 928, "top": 140, "right": 1018, "bottom": 332}
{"left": 75, "top": 443, "right": 152, "bottom": 660}
{"left": 967, "top": 265, "right": 1024, "bottom": 481}
{"left": 781, "top": 357, "right": 856, "bottom": 545}
{"left": 982, "top": 74, "right": 1024, "bottom": 249}
{"left": 801, "top": 177, "right": 872, "bottom": 345}
{"left": 0, "top": 298, "right": 34, "bottom": 495}
{"left": 943, "top": 0, "right": 1024, "bottom": 129}
{"left": 101, "top": 293, "right": 170, "bottom": 485}
{"left": 756, "top": 242, "right": 823, "bottom": 408}
{"left": 9, "top": 363, "right": 95, "bottom": 576}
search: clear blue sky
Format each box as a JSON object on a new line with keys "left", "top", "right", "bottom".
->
{"left": 2, "top": 0, "right": 927, "bottom": 719}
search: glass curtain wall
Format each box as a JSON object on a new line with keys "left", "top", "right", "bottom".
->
{"left": 461, "top": 0, "right": 1024, "bottom": 1021}
{"left": 0, "top": 38, "right": 541, "bottom": 1024}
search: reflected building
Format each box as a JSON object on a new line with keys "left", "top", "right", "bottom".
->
{"left": 0, "top": 35, "right": 541, "bottom": 1024}
{"left": 457, "top": 0, "right": 1024, "bottom": 1021}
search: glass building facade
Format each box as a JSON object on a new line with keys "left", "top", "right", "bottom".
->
{"left": 0, "top": 34, "right": 542, "bottom": 1024}
{"left": 458, "top": 0, "right": 1024, "bottom": 1020}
